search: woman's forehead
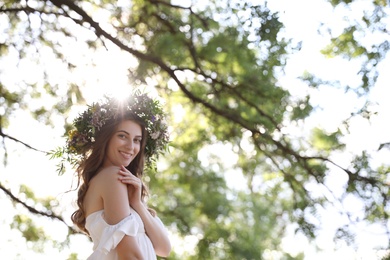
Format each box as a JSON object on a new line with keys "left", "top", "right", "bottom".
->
{"left": 117, "top": 120, "right": 142, "bottom": 135}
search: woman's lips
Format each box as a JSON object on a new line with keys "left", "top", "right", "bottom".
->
{"left": 119, "top": 151, "right": 132, "bottom": 159}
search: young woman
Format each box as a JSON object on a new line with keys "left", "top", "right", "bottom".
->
{"left": 60, "top": 92, "right": 171, "bottom": 259}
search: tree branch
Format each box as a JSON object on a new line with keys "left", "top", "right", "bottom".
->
{"left": 0, "top": 182, "right": 81, "bottom": 235}
{"left": 0, "top": 130, "right": 47, "bottom": 154}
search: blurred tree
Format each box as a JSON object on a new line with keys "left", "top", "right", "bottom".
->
{"left": 0, "top": 0, "right": 389, "bottom": 259}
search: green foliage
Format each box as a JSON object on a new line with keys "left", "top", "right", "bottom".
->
{"left": 66, "top": 253, "right": 79, "bottom": 260}
{"left": 310, "top": 127, "right": 344, "bottom": 153}
{"left": 290, "top": 96, "right": 313, "bottom": 121}
{"left": 321, "top": 26, "right": 366, "bottom": 58}
{"left": 146, "top": 91, "right": 296, "bottom": 258}
{"left": 9, "top": 215, "right": 50, "bottom": 255}
{"left": 322, "top": 0, "right": 389, "bottom": 91}
{"left": 329, "top": 0, "right": 354, "bottom": 6}
{"left": 382, "top": 251, "right": 390, "bottom": 260}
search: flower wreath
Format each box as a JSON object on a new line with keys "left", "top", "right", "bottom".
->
{"left": 51, "top": 90, "right": 169, "bottom": 173}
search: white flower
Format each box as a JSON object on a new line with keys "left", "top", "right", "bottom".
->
{"left": 150, "top": 131, "right": 160, "bottom": 140}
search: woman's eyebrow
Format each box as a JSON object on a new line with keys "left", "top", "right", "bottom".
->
{"left": 117, "top": 130, "right": 142, "bottom": 138}
{"left": 117, "top": 130, "right": 129, "bottom": 135}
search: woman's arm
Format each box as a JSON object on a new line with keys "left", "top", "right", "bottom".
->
{"left": 116, "top": 236, "right": 143, "bottom": 260}
{"left": 132, "top": 203, "right": 172, "bottom": 257}
{"left": 118, "top": 166, "right": 171, "bottom": 257}
{"left": 99, "top": 166, "right": 144, "bottom": 259}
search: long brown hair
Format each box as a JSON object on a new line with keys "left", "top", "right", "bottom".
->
{"left": 71, "top": 113, "right": 150, "bottom": 234}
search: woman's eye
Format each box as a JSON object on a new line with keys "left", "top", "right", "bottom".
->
{"left": 118, "top": 134, "right": 126, "bottom": 139}
{"left": 134, "top": 138, "right": 142, "bottom": 143}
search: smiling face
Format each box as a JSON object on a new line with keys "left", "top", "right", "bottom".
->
{"left": 103, "top": 120, "right": 143, "bottom": 168}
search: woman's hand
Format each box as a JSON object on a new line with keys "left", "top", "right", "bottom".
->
{"left": 118, "top": 165, "right": 142, "bottom": 208}
{"left": 118, "top": 167, "right": 171, "bottom": 257}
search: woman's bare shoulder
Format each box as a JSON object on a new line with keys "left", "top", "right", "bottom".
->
{"left": 91, "top": 166, "right": 126, "bottom": 196}
{"left": 93, "top": 166, "right": 121, "bottom": 183}
{"left": 84, "top": 167, "right": 121, "bottom": 216}
{"left": 98, "top": 165, "right": 121, "bottom": 176}
{"left": 94, "top": 166, "right": 131, "bottom": 224}
{"left": 95, "top": 166, "right": 129, "bottom": 197}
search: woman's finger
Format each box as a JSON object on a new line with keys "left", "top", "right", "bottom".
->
{"left": 118, "top": 173, "right": 142, "bottom": 187}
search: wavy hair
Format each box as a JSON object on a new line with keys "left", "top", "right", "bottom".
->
{"left": 71, "top": 113, "right": 152, "bottom": 234}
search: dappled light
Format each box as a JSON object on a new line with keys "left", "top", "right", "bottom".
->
{"left": 1, "top": 0, "right": 390, "bottom": 259}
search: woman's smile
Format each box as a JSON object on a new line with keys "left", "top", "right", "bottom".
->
{"left": 104, "top": 120, "right": 142, "bottom": 167}
{"left": 119, "top": 150, "right": 133, "bottom": 159}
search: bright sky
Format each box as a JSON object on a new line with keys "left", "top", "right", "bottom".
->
{"left": 1, "top": 0, "right": 389, "bottom": 259}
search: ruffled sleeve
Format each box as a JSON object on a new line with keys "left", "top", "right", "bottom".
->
{"left": 86, "top": 212, "right": 140, "bottom": 260}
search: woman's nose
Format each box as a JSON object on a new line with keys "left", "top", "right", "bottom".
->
{"left": 126, "top": 140, "right": 134, "bottom": 149}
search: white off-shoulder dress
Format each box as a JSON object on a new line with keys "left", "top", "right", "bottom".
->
{"left": 85, "top": 207, "right": 166, "bottom": 260}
